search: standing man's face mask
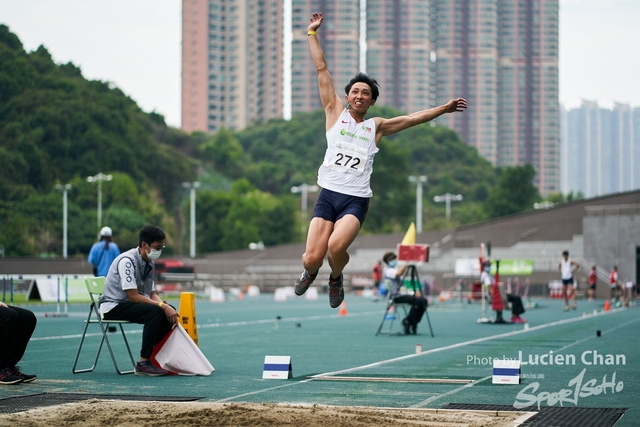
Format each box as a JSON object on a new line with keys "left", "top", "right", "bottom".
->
{"left": 389, "top": 260, "right": 398, "bottom": 268}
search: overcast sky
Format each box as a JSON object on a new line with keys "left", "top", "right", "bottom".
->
{"left": 2, "top": 0, "right": 639, "bottom": 129}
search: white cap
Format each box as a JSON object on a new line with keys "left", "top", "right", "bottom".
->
{"left": 100, "top": 226, "right": 113, "bottom": 237}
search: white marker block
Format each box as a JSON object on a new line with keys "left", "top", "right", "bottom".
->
{"left": 208, "top": 287, "right": 225, "bottom": 302}
{"left": 274, "top": 288, "right": 288, "bottom": 301}
{"left": 304, "top": 287, "right": 319, "bottom": 300}
{"left": 492, "top": 359, "right": 520, "bottom": 384}
{"left": 247, "top": 285, "right": 260, "bottom": 297}
{"left": 262, "top": 355, "right": 292, "bottom": 379}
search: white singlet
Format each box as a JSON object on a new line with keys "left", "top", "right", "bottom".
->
{"left": 317, "top": 109, "right": 378, "bottom": 198}
{"left": 560, "top": 258, "right": 573, "bottom": 280}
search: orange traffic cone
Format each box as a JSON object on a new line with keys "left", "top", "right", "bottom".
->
{"left": 604, "top": 300, "right": 611, "bottom": 311}
{"left": 338, "top": 302, "right": 348, "bottom": 316}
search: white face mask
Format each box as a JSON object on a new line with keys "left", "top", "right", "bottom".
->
{"left": 146, "top": 247, "right": 162, "bottom": 260}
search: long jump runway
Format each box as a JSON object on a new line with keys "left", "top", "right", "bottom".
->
{"left": 1, "top": 294, "right": 638, "bottom": 425}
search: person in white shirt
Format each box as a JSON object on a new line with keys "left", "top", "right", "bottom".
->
{"left": 558, "top": 250, "right": 579, "bottom": 311}
{"left": 293, "top": 11, "right": 467, "bottom": 309}
{"left": 381, "top": 252, "right": 427, "bottom": 335}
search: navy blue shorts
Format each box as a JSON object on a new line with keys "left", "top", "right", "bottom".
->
{"left": 312, "top": 188, "right": 370, "bottom": 225}
{"left": 562, "top": 278, "right": 574, "bottom": 286}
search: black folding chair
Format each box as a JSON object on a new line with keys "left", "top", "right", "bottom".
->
{"left": 375, "top": 293, "right": 412, "bottom": 335}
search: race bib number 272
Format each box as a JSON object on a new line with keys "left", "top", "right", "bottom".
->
{"left": 328, "top": 141, "right": 368, "bottom": 176}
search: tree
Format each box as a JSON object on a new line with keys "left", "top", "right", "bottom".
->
{"left": 566, "top": 191, "right": 584, "bottom": 202}
{"left": 201, "top": 128, "right": 245, "bottom": 179}
{"left": 0, "top": 27, "right": 196, "bottom": 256}
{"left": 484, "top": 164, "right": 541, "bottom": 218}
{"left": 195, "top": 190, "right": 234, "bottom": 254}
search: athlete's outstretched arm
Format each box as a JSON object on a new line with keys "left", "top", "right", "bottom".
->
{"left": 375, "top": 98, "right": 467, "bottom": 140}
{"left": 308, "top": 12, "right": 343, "bottom": 128}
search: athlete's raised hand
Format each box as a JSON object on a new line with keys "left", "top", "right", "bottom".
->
{"left": 308, "top": 12, "right": 323, "bottom": 32}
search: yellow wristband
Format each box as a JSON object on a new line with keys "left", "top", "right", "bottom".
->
{"left": 158, "top": 302, "right": 163, "bottom": 308}
{"left": 308, "top": 31, "right": 316, "bottom": 35}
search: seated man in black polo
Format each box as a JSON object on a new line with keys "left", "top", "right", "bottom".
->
{"left": 382, "top": 251, "right": 427, "bottom": 335}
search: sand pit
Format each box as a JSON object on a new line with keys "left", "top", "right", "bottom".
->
{"left": 0, "top": 400, "right": 534, "bottom": 426}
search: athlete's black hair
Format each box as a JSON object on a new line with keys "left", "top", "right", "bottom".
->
{"left": 344, "top": 72, "right": 380, "bottom": 100}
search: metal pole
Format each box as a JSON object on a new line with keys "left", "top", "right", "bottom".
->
{"left": 301, "top": 184, "right": 308, "bottom": 213}
{"left": 433, "top": 193, "right": 463, "bottom": 223}
{"left": 88, "top": 173, "right": 112, "bottom": 236}
{"left": 55, "top": 184, "right": 72, "bottom": 259}
{"left": 62, "top": 186, "right": 68, "bottom": 259}
{"left": 182, "top": 182, "right": 200, "bottom": 258}
{"left": 291, "top": 184, "right": 318, "bottom": 240}
{"left": 190, "top": 185, "right": 196, "bottom": 258}
{"left": 299, "top": 185, "right": 307, "bottom": 239}
{"left": 408, "top": 176, "right": 427, "bottom": 233}
{"left": 445, "top": 194, "right": 451, "bottom": 222}
{"left": 97, "top": 178, "right": 102, "bottom": 230}
{"left": 416, "top": 180, "right": 423, "bottom": 233}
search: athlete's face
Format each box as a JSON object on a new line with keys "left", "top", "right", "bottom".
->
{"left": 345, "top": 82, "right": 375, "bottom": 112}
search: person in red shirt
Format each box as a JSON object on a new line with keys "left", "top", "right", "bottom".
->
{"left": 609, "top": 265, "right": 619, "bottom": 302}
{"left": 588, "top": 265, "right": 597, "bottom": 301}
{"left": 371, "top": 261, "right": 383, "bottom": 301}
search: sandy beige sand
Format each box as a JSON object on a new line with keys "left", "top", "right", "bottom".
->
{"left": 0, "top": 400, "right": 535, "bottom": 427}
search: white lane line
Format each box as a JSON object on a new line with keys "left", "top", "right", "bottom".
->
{"left": 554, "top": 316, "right": 640, "bottom": 353}
{"left": 215, "top": 381, "right": 314, "bottom": 403}
{"left": 410, "top": 376, "right": 492, "bottom": 408}
{"left": 308, "top": 309, "right": 622, "bottom": 377}
{"left": 216, "top": 309, "right": 626, "bottom": 403}
{"left": 198, "top": 311, "right": 377, "bottom": 329}
{"left": 30, "top": 311, "right": 379, "bottom": 341}
{"left": 31, "top": 329, "right": 142, "bottom": 341}
{"left": 409, "top": 313, "right": 640, "bottom": 407}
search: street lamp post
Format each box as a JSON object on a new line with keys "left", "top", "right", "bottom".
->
{"left": 433, "top": 193, "right": 463, "bottom": 223}
{"left": 182, "top": 182, "right": 201, "bottom": 258}
{"left": 87, "top": 172, "right": 113, "bottom": 234}
{"left": 55, "top": 184, "right": 72, "bottom": 259}
{"left": 408, "top": 175, "right": 427, "bottom": 233}
{"left": 291, "top": 183, "right": 319, "bottom": 240}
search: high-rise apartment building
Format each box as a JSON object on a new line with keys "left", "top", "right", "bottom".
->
{"left": 290, "top": 0, "right": 361, "bottom": 116}
{"left": 560, "top": 101, "right": 640, "bottom": 198}
{"left": 182, "top": 0, "right": 284, "bottom": 133}
{"left": 366, "top": 0, "right": 431, "bottom": 114}
{"left": 182, "top": 0, "right": 360, "bottom": 131}
{"left": 366, "top": 0, "right": 559, "bottom": 195}
{"left": 498, "top": 0, "right": 559, "bottom": 195}
{"left": 430, "top": 0, "right": 500, "bottom": 165}
{"left": 439, "top": 0, "right": 559, "bottom": 195}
